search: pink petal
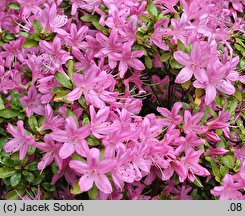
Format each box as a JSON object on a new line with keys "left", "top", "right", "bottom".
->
{"left": 171, "top": 102, "right": 182, "bottom": 116}
{"left": 205, "top": 84, "right": 216, "bottom": 105}
{"left": 94, "top": 174, "right": 112, "bottom": 194}
{"left": 216, "top": 80, "right": 235, "bottom": 95}
{"left": 59, "top": 142, "right": 75, "bottom": 159}
{"left": 66, "top": 87, "right": 83, "bottom": 101}
{"left": 79, "top": 173, "right": 94, "bottom": 192}
{"left": 69, "top": 160, "right": 90, "bottom": 174}
{"left": 119, "top": 61, "right": 128, "bottom": 78}
{"left": 19, "top": 145, "right": 28, "bottom": 160}
{"left": 50, "top": 130, "right": 70, "bottom": 142}
{"left": 157, "top": 107, "right": 171, "bottom": 117}
{"left": 4, "top": 139, "right": 21, "bottom": 153}
{"left": 175, "top": 67, "right": 194, "bottom": 84}
{"left": 174, "top": 51, "right": 190, "bottom": 66}
{"left": 128, "top": 59, "right": 145, "bottom": 71}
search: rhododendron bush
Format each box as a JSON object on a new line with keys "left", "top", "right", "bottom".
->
{"left": 0, "top": 0, "right": 244, "bottom": 200}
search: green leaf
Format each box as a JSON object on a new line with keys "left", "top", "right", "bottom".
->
{"left": 236, "top": 118, "right": 245, "bottom": 134}
{"left": 78, "top": 97, "right": 88, "bottom": 109}
{"left": 229, "top": 100, "right": 237, "bottom": 116}
{"left": 27, "top": 146, "right": 36, "bottom": 155}
{"left": 28, "top": 116, "right": 38, "bottom": 132}
{"left": 33, "top": 19, "right": 43, "bottom": 34}
{"left": 177, "top": 40, "right": 186, "bottom": 51}
{"left": 144, "top": 56, "right": 152, "bottom": 69}
{"left": 51, "top": 162, "right": 59, "bottom": 174}
{"left": 160, "top": 52, "right": 171, "bottom": 62}
{"left": 233, "top": 160, "right": 241, "bottom": 172}
{"left": 82, "top": 117, "right": 90, "bottom": 126}
{"left": 70, "top": 180, "right": 82, "bottom": 195}
{"left": 81, "top": 15, "right": 99, "bottom": 22}
{"left": 9, "top": 90, "right": 22, "bottom": 110}
{"left": 24, "top": 161, "right": 38, "bottom": 171}
{"left": 169, "top": 57, "right": 183, "bottom": 69}
{"left": 1, "top": 156, "right": 21, "bottom": 167}
{"left": 234, "top": 44, "right": 245, "bottom": 53}
{"left": 147, "top": 3, "right": 158, "bottom": 19}
{"left": 54, "top": 72, "right": 73, "bottom": 89}
{"left": 92, "top": 20, "right": 108, "bottom": 34}
{"left": 0, "top": 96, "right": 4, "bottom": 110}
{"left": 68, "top": 60, "right": 75, "bottom": 79}
{"left": 42, "top": 182, "right": 55, "bottom": 191}
{"left": 0, "top": 108, "right": 21, "bottom": 119}
{"left": 19, "top": 31, "right": 30, "bottom": 38}
{"left": 140, "top": 15, "right": 151, "bottom": 22}
{"left": 182, "top": 102, "right": 190, "bottom": 109}
{"left": 8, "top": 3, "right": 20, "bottom": 10}
{"left": 220, "top": 165, "right": 229, "bottom": 177}
{"left": 22, "top": 171, "right": 35, "bottom": 183}
{"left": 0, "top": 167, "right": 16, "bottom": 178}
{"left": 234, "top": 90, "right": 242, "bottom": 101}
{"left": 71, "top": 154, "right": 86, "bottom": 162}
{"left": 220, "top": 155, "right": 235, "bottom": 169}
{"left": 4, "top": 189, "right": 25, "bottom": 200}
{"left": 193, "top": 176, "right": 204, "bottom": 187}
{"left": 10, "top": 173, "right": 22, "bottom": 187}
{"left": 87, "top": 135, "right": 101, "bottom": 147}
{"left": 22, "top": 39, "right": 39, "bottom": 48}
{"left": 0, "top": 137, "right": 8, "bottom": 153}
{"left": 212, "top": 165, "right": 221, "bottom": 182}
{"left": 88, "top": 184, "right": 98, "bottom": 200}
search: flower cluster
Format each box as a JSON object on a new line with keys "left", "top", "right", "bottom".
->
{"left": 0, "top": 0, "right": 244, "bottom": 200}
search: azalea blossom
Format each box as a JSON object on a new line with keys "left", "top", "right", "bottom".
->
{"left": 4, "top": 121, "right": 38, "bottom": 160}
{"left": 69, "top": 148, "right": 115, "bottom": 193}
{"left": 211, "top": 174, "right": 243, "bottom": 200}
{"left": 50, "top": 116, "right": 90, "bottom": 159}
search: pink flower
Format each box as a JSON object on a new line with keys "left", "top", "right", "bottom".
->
{"left": 51, "top": 158, "right": 77, "bottom": 185}
{"left": 70, "top": 0, "right": 83, "bottom": 15}
{"left": 69, "top": 148, "right": 115, "bottom": 193}
{"left": 39, "top": 37, "right": 72, "bottom": 72}
{"left": 207, "top": 110, "right": 230, "bottom": 130}
{"left": 90, "top": 105, "right": 118, "bottom": 138}
{"left": 183, "top": 110, "right": 207, "bottom": 134}
{"left": 95, "top": 29, "right": 122, "bottom": 59}
{"left": 207, "top": 148, "right": 229, "bottom": 156}
{"left": 20, "top": 86, "right": 44, "bottom": 117}
{"left": 157, "top": 102, "right": 183, "bottom": 129}
{"left": 50, "top": 116, "right": 90, "bottom": 159}
{"left": 37, "top": 75, "right": 59, "bottom": 103}
{"left": 65, "top": 23, "right": 88, "bottom": 50}
{"left": 234, "top": 144, "right": 245, "bottom": 162}
{"left": 150, "top": 19, "right": 170, "bottom": 50}
{"left": 66, "top": 66, "right": 118, "bottom": 108}
{"left": 173, "top": 42, "right": 210, "bottom": 84}
{"left": 40, "top": 104, "right": 64, "bottom": 131}
{"left": 33, "top": 135, "right": 63, "bottom": 170}
{"left": 4, "top": 121, "right": 38, "bottom": 160}
{"left": 173, "top": 133, "right": 205, "bottom": 153}
{"left": 39, "top": 4, "right": 68, "bottom": 34}
{"left": 193, "top": 62, "right": 235, "bottom": 105}
{"left": 174, "top": 149, "right": 210, "bottom": 182}
{"left": 155, "top": 0, "right": 179, "bottom": 13}
{"left": 109, "top": 42, "right": 145, "bottom": 78}
{"left": 211, "top": 174, "right": 243, "bottom": 200}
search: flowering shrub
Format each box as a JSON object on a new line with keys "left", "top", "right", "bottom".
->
{"left": 0, "top": 0, "right": 244, "bottom": 200}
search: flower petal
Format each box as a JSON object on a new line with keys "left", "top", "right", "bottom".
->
{"left": 175, "top": 67, "right": 194, "bottom": 84}
{"left": 78, "top": 173, "right": 94, "bottom": 192}
{"left": 94, "top": 174, "right": 112, "bottom": 194}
